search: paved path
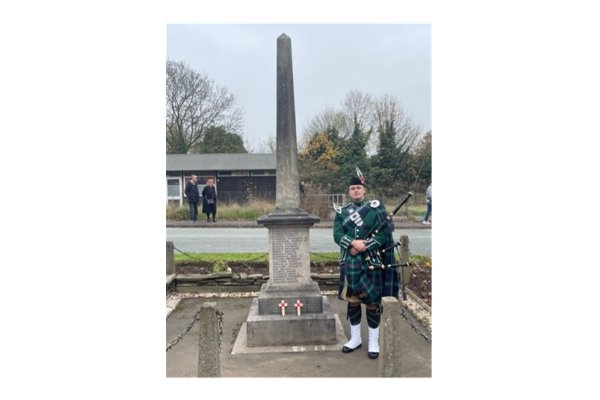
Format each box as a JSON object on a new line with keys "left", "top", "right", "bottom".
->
{"left": 166, "top": 295, "right": 432, "bottom": 377}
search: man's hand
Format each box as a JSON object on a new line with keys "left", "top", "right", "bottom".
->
{"left": 350, "top": 239, "right": 367, "bottom": 254}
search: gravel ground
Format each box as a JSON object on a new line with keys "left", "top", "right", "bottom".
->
{"left": 166, "top": 289, "right": 431, "bottom": 333}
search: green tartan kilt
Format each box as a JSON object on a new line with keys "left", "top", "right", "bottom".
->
{"left": 338, "top": 256, "right": 399, "bottom": 305}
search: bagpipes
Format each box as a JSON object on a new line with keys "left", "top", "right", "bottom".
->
{"left": 355, "top": 166, "right": 413, "bottom": 245}
{"left": 356, "top": 167, "right": 413, "bottom": 300}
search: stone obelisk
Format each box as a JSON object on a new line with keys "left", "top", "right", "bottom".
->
{"left": 244, "top": 34, "right": 338, "bottom": 347}
{"left": 274, "top": 33, "right": 301, "bottom": 212}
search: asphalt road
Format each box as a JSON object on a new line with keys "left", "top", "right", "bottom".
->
{"left": 166, "top": 227, "right": 431, "bottom": 257}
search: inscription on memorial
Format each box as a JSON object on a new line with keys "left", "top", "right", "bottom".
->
{"left": 270, "top": 228, "right": 306, "bottom": 285}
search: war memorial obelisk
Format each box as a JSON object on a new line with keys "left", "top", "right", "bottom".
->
{"left": 243, "top": 34, "right": 339, "bottom": 347}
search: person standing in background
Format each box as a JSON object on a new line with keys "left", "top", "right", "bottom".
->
{"left": 423, "top": 182, "right": 432, "bottom": 224}
{"left": 202, "top": 178, "right": 218, "bottom": 222}
{"left": 184, "top": 175, "right": 200, "bottom": 224}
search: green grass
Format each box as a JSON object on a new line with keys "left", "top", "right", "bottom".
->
{"left": 175, "top": 252, "right": 269, "bottom": 263}
{"left": 407, "top": 205, "right": 426, "bottom": 216}
{"left": 174, "top": 252, "right": 428, "bottom": 264}
{"left": 175, "top": 252, "right": 340, "bottom": 263}
{"left": 385, "top": 204, "right": 426, "bottom": 217}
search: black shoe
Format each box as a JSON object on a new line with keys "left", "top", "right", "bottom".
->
{"left": 367, "top": 351, "right": 379, "bottom": 359}
{"left": 342, "top": 343, "right": 361, "bottom": 353}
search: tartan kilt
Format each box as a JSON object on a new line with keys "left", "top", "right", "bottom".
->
{"left": 338, "top": 255, "right": 399, "bottom": 305}
{"left": 381, "top": 265, "right": 400, "bottom": 298}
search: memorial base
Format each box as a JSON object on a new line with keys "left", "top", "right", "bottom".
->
{"left": 258, "top": 281, "right": 325, "bottom": 314}
{"left": 247, "top": 208, "right": 336, "bottom": 347}
{"left": 246, "top": 295, "right": 338, "bottom": 347}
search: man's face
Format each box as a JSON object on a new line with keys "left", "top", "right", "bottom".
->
{"left": 348, "top": 185, "right": 366, "bottom": 202}
{"left": 207, "top": 179, "right": 213, "bottom": 186}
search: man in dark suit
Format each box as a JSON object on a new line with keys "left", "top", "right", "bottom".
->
{"left": 184, "top": 175, "right": 200, "bottom": 223}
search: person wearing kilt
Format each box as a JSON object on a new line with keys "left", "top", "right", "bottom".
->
{"left": 333, "top": 176, "right": 399, "bottom": 359}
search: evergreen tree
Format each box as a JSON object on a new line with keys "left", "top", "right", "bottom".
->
{"left": 412, "top": 130, "right": 432, "bottom": 187}
{"left": 370, "top": 120, "right": 399, "bottom": 199}
{"left": 336, "top": 123, "right": 371, "bottom": 193}
{"left": 194, "top": 126, "right": 248, "bottom": 153}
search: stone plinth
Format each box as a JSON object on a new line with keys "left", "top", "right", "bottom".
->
{"left": 246, "top": 296, "right": 337, "bottom": 347}
{"left": 258, "top": 281, "right": 324, "bottom": 314}
{"left": 258, "top": 210, "right": 320, "bottom": 289}
{"left": 244, "top": 210, "right": 339, "bottom": 348}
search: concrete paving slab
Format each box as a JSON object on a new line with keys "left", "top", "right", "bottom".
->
{"left": 166, "top": 295, "right": 431, "bottom": 378}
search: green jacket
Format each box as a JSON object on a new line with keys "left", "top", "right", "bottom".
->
{"left": 333, "top": 198, "right": 394, "bottom": 267}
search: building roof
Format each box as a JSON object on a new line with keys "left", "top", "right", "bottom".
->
{"left": 166, "top": 153, "right": 276, "bottom": 171}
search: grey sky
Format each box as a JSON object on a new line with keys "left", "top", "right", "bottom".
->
{"left": 167, "top": 24, "right": 431, "bottom": 150}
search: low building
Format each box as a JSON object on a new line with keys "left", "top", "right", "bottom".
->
{"left": 166, "top": 153, "right": 276, "bottom": 206}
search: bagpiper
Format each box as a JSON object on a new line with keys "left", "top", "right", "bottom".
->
{"left": 333, "top": 174, "right": 399, "bottom": 359}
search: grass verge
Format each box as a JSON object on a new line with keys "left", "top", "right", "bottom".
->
{"left": 174, "top": 252, "right": 427, "bottom": 264}
{"left": 175, "top": 252, "right": 340, "bottom": 263}
{"left": 167, "top": 199, "right": 276, "bottom": 221}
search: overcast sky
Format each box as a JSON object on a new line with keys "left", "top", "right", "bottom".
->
{"left": 167, "top": 24, "right": 431, "bottom": 150}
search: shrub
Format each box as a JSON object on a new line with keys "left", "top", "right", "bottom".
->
{"left": 212, "top": 260, "right": 229, "bottom": 273}
{"left": 166, "top": 200, "right": 276, "bottom": 221}
{"left": 166, "top": 205, "right": 190, "bottom": 221}
{"left": 218, "top": 200, "right": 275, "bottom": 220}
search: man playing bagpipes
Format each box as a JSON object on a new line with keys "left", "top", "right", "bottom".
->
{"left": 333, "top": 171, "right": 399, "bottom": 359}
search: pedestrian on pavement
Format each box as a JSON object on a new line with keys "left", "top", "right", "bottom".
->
{"left": 184, "top": 175, "right": 200, "bottom": 223}
{"left": 202, "top": 178, "right": 218, "bottom": 222}
{"left": 423, "top": 182, "right": 432, "bottom": 224}
{"left": 333, "top": 174, "right": 399, "bottom": 359}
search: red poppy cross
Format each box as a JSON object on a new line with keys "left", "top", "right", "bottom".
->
{"left": 278, "top": 300, "right": 288, "bottom": 316}
{"left": 294, "top": 299, "right": 304, "bottom": 316}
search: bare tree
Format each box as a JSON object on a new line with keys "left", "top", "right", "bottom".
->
{"left": 374, "top": 94, "right": 420, "bottom": 152}
{"left": 342, "top": 90, "right": 374, "bottom": 135}
{"left": 247, "top": 135, "right": 277, "bottom": 154}
{"left": 302, "top": 91, "right": 374, "bottom": 143}
{"left": 166, "top": 59, "right": 243, "bottom": 153}
{"left": 302, "top": 108, "right": 346, "bottom": 141}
